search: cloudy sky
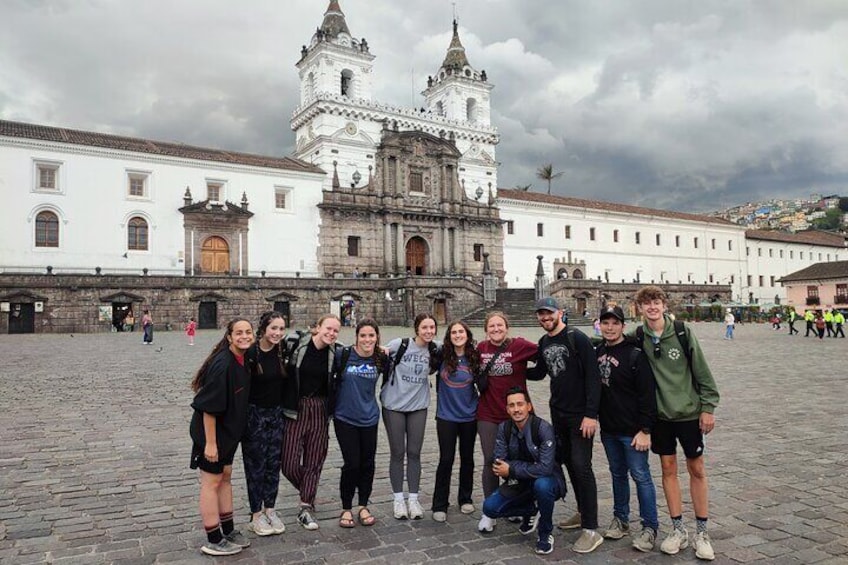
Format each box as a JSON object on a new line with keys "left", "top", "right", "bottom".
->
{"left": 2, "top": 0, "right": 846, "bottom": 212}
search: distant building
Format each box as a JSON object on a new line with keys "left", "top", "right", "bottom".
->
{"left": 779, "top": 261, "right": 848, "bottom": 311}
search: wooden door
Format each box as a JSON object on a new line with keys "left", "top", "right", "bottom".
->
{"left": 8, "top": 303, "right": 35, "bottom": 334}
{"left": 405, "top": 237, "right": 427, "bottom": 275}
{"left": 201, "top": 237, "right": 229, "bottom": 274}
{"left": 198, "top": 302, "right": 218, "bottom": 329}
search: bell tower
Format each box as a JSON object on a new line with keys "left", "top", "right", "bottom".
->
{"left": 291, "top": 0, "right": 376, "bottom": 186}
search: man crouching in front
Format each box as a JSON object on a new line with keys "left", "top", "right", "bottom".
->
{"left": 480, "top": 386, "right": 566, "bottom": 555}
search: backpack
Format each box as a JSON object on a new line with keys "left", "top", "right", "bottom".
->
{"left": 597, "top": 339, "right": 641, "bottom": 375}
{"left": 636, "top": 320, "right": 696, "bottom": 391}
{"left": 283, "top": 329, "right": 310, "bottom": 361}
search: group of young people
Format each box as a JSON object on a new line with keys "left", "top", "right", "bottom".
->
{"left": 187, "top": 284, "right": 721, "bottom": 560}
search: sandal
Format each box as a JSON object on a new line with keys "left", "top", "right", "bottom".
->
{"left": 339, "top": 510, "right": 356, "bottom": 528}
{"left": 358, "top": 507, "right": 376, "bottom": 526}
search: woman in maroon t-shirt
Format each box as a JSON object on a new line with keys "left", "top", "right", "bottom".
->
{"left": 474, "top": 311, "right": 538, "bottom": 532}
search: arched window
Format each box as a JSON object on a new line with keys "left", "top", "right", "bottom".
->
{"left": 435, "top": 101, "right": 444, "bottom": 116}
{"left": 127, "top": 217, "right": 149, "bottom": 250}
{"left": 35, "top": 211, "right": 59, "bottom": 247}
{"left": 306, "top": 72, "right": 315, "bottom": 99}
{"left": 572, "top": 268, "right": 584, "bottom": 280}
{"left": 341, "top": 69, "right": 353, "bottom": 97}
{"left": 466, "top": 98, "right": 477, "bottom": 122}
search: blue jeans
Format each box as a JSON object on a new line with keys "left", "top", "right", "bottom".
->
{"left": 725, "top": 325, "right": 734, "bottom": 339}
{"left": 482, "top": 476, "right": 561, "bottom": 538}
{"left": 601, "top": 433, "right": 659, "bottom": 531}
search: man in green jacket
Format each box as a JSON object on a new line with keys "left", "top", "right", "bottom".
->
{"left": 632, "top": 285, "right": 720, "bottom": 561}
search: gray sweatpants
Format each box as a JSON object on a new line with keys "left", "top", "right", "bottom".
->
{"left": 382, "top": 407, "right": 428, "bottom": 494}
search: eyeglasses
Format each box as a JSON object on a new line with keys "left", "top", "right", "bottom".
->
{"left": 653, "top": 340, "right": 662, "bottom": 359}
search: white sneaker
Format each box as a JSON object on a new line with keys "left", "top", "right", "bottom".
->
{"left": 460, "top": 503, "right": 475, "bottom": 514}
{"left": 432, "top": 511, "right": 447, "bottom": 523}
{"left": 393, "top": 499, "right": 408, "bottom": 520}
{"left": 694, "top": 531, "right": 715, "bottom": 560}
{"left": 248, "top": 513, "right": 276, "bottom": 536}
{"left": 407, "top": 498, "right": 424, "bottom": 520}
{"left": 477, "top": 514, "right": 496, "bottom": 533}
{"left": 265, "top": 509, "right": 285, "bottom": 534}
{"left": 660, "top": 527, "right": 689, "bottom": 555}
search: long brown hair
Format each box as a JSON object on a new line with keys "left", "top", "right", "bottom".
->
{"left": 255, "top": 311, "right": 286, "bottom": 378}
{"left": 191, "top": 318, "right": 252, "bottom": 392}
{"left": 442, "top": 320, "right": 481, "bottom": 376}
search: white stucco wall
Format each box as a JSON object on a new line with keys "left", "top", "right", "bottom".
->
{"left": 0, "top": 136, "right": 325, "bottom": 276}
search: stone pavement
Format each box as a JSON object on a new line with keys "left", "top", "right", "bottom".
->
{"left": 1, "top": 322, "right": 847, "bottom": 564}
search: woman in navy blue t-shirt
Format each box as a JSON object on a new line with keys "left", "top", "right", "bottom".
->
{"left": 333, "top": 318, "right": 388, "bottom": 528}
{"left": 431, "top": 320, "right": 482, "bottom": 522}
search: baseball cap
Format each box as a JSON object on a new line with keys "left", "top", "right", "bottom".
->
{"left": 534, "top": 297, "right": 560, "bottom": 312}
{"left": 599, "top": 305, "right": 625, "bottom": 323}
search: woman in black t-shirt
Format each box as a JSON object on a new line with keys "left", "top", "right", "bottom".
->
{"left": 241, "top": 311, "right": 288, "bottom": 537}
{"left": 189, "top": 318, "right": 254, "bottom": 556}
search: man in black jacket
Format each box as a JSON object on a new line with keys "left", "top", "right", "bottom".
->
{"left": 480, "top": 387, "right": 566, "bottom": 555}
{"left": 596, "top": 305, "right": 659, "bottom": 553}
{"left": 529, "top": 297, "right": 603, "bottom": 554}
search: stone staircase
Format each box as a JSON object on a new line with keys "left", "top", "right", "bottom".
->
{"left": 463, "top": 288, "right": 593, "bottom": 327}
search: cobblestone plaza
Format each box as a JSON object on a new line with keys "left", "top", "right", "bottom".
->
{"left": 1, "top": 322, "right": 846, "bottom": 564}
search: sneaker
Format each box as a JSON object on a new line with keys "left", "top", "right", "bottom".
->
{"left": 535, "top": 534, "right": 554, "bottom": 555}
{"left": 248, "top": 513, "right": 276, "bottom": 536}
{"left": 265, "top": 509, "right": 285, "bottom": 534}
{"left": 297, "top": 508, "right": 319, "bottom": 531}
{"left": 460, "top": 503, "right": 475, "bottom": 515}
{"left": 200, "top": 539, "right": 242, "bottom": 556}
{"left": 408, "top": 498, "right": 424, "bottom": 520}
{"left": 224, "top": 529, "right": 250, "bottom": 548}
{"left": 632, "top": 527, "right": 656, "bottom": 552}
{"left": 477, "top": 514, "right": 496, "bottom": 533}
{"left": 603, "top": 516, "right": 630, "bottom": 540}
{"left": 519, "top": 512, "right": 539, "bottom": 536}
{"left": 694, "top": 531, "right": 715, "bottom": 560}
{"left": 573, "top": 529, "right": 604, "bottom": 553}
{"left": 507, "top": 516, "right": 522, "bottom": 523}
{"left": 660, "top": 528, "right": 689, "bottom": 555}
{"left": 558, "top": 511, "right": 581, "bottom": 530}
{"left": 393, "top": 499, "right": 408, "bottom": 520}
{"left": 432, "top": 511, "right": 447, "bottom": 523}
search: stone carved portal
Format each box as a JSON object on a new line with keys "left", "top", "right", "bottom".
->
{"left": 406, "top": 236, "right": 428, "bottom": 275}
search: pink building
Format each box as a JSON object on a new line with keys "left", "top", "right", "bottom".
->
{"left": 780, "top": 261, "right": 848, "bottom": 312}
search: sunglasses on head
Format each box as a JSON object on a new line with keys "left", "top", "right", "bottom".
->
{"left": 653, "top": 341, "right": 662, "bottom": 359}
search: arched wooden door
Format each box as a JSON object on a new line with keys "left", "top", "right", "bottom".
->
{"left": 201, "top": 236, "right": 229, "bottom": 274}
{"left": 405, "top": 237, "right": 428, "bottom": 275}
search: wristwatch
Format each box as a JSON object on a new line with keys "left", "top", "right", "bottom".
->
{"left": 640, "top": 428, "right": 651, "bottom": 435}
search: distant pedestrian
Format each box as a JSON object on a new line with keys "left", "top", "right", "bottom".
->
{"left": 834, "top": 311, "right": 845, "bottom": 338}
{"left": 124, "top": 310, "right": 135, "bottom": 332}
{"left": 141, "top": 309, "right": 153, "bottom": 344}
{"left": 186, "top": 317, "right": 197, "bottom": 346}
{"left": 804, "top": 310, "right": 815, "bottom": 337}
{"left": 788, "top": 310, "right": 799, "bottom": 335}
{"left": 824, "top": 310, "right": 835, "bottom": 337}
{"left": 189, "top": 318, "right": 255, "bottom": 556}
{"left": 593, "top": 318, "right": 601, "bottom": 337}
{"left": 723, "top": 309, "right": 735, "bottom": 340}
{"left": 815, "top": 313, "right": 826, "bottom": 339}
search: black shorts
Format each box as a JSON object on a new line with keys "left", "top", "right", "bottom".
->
{"left": 651, "top": 419, "right": 704, "bottom": 459}
{"left": 190, "top": 445, "right": 235, "bottom": 474}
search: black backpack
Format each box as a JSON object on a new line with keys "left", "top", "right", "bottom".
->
{"left": 386, "top": 338, "right": 441, "bottom": 387}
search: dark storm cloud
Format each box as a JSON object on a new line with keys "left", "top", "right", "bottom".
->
{"left": 1, "top": 0, "right": 846, "bottom": 212}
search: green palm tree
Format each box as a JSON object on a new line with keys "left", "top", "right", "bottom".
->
{"left": 536, "top": 164, "right": 563, "bottom": 195}
{"left": 514, "top": 183, "right": 532, "bottom": 191}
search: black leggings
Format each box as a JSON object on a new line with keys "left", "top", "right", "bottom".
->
{"left": 333, "top": 419, "right": 378, "bottom": 510}
{"left": 432, "top": 418, "right": 477, "bottom": 512}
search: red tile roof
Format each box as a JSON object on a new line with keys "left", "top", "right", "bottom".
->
{"left": 0, "top": 119, "right": 324, "bottom": 174}
{"left": 745, "top": 229, "right": 846, "bottom": 249}
{"left": 497, "top": 189, "right": 736, "bottom": 227}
